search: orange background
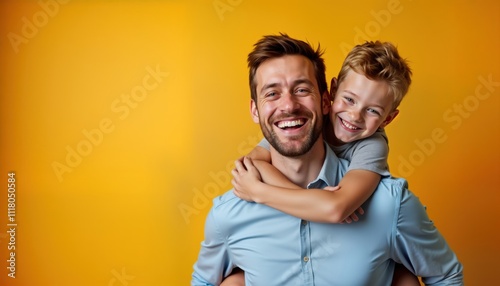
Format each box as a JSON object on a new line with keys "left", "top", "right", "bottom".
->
{"left": 0, "top": 0, "right": 498, "bottom": 285}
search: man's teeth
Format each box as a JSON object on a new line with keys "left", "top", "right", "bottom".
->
{"left": 341, "top": 119, "right": 358, "bottom": 130}
{"left": 277, "top": 120, "right": 304, "bottom": 128}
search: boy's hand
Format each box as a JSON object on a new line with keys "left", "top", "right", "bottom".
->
{"left": 342, "top": 207, "right": 364, "bottom": 224}
{"left": 323, "top": 185, "right": 365, "bottom": 223}
{"left": 323, "top": 185, "right": 341, "bottom": 192}
{"left": 232, "top": 157, "right": 263, "bottom": 202}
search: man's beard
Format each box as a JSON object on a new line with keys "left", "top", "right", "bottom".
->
{"left": 260, "top": 112, "right": 323, "bottom": 157}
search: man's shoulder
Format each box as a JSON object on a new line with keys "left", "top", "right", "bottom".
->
{"left": 206, "top": 190, "right": 242, "bottom": 232}
{"left": 212, "top": 189, "right": 239, "bottom": 209}
{"left": 210, "top": 189, "right": 258, "bottom": 217}
{"left": 365, "top": 176, "right": 422, "bottom": 227}
{"left": 372, "top": 176, "right": 425, "bottom": 216}
{"left": 209, "top": 189, "right": 286, "bottom": 236}
{"left": 379, "top": 176, "right": 408, "bottom": 189}
{"left": 373, "top": 176, "right": 410, "bottom": 201}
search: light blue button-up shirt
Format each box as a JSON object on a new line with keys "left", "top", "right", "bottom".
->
{"left": 191, "top": 144, "right": 463, "bottom": 285}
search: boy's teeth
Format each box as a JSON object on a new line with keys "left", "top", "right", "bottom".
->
{"left": 342, "top": 119, "right": 358, "bottom": 130}
{"left": 278, "top": 119, "right": 303, "bottom": 128}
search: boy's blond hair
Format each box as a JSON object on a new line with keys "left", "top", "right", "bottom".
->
{"left": 337, "top": 41, "right": 412, "bottom": 110}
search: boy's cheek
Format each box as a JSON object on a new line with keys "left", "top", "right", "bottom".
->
{"left": 331, "top": 101, "right": 343, "bottom": 114}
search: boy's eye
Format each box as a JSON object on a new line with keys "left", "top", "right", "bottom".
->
{"left": 367, "top": 108, "right": 381, "bottom": 116}
{"left": 343, "top": 96, "right": 354, "bottom": 103}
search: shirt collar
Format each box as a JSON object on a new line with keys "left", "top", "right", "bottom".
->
{"left": 307, "top": 142, "right": 344, "bottom": 189}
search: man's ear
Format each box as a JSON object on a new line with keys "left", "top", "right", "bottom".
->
{"left": 250, "top": 100, "right": 260, "bottom": 123}
{"left": 380, "top": 109, "right": 399, "bottom": 128}
{"left": 329, "top": 77, "right": 338, "bottom": 102}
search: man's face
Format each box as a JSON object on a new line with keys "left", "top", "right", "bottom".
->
{"left": 330, "top": 70, "right": 398, "bottom": 144}
{"left": 251, "top": 55, "right": 329, "bottom": 157}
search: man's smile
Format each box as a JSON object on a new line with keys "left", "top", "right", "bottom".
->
{"left": 275, "top": 119, "right": 306, "bottom": 130}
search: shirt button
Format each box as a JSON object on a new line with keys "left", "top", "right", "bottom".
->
{"left": 301, "top": 220, "right": 308, "bottom": 226}
{"left": 303, "top": 256, "right": 309, "bottom": 262}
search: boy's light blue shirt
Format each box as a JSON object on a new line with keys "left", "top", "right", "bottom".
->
{"left": 191, "top": 144, "right": 463, "bottom": 285}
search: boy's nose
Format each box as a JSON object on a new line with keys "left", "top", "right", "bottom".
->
{"left": 348, "top": 109, "right": 362, "bottom": 122}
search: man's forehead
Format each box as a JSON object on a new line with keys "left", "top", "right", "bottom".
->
{"left": 255, "top": 55, "right": 317, "bottom": 90}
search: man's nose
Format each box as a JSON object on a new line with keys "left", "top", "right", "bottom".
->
{"left": 280, "top": 92, "right": 299, "bottom": 112}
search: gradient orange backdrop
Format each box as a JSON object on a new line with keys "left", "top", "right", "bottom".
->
{"left": 0, "top": 0, "right": 498, "bottom": 285}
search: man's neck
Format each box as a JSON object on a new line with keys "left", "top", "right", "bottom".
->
{"left": 270, "top": 139, "right": 326, "bottom": 188}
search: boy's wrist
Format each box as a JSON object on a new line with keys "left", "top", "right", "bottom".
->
{"left": 251, "top": 181, "right": 267, "bottom": 204}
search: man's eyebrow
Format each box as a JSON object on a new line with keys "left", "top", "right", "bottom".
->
{"left": 293, "top": 78, "right": 315, "bottom": 87}
{"left": 260, "top": 79, "right": 316, "bottom": 94}
{"left": 260, "top": 82, "right": 280, "bottom": 93}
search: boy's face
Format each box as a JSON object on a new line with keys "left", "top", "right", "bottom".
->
{"left": 330, "top": 70, "right": 398, "bottom": 144}
{"left": 251, "top": 55, "right": 330, "bottom": 157}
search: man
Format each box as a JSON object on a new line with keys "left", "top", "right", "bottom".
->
{"left": 191, "top": 33, "right": 463, "bottom": 285}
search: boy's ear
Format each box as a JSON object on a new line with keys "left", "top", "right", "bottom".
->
{"left": 329, "top": 77, "right": 338, "bottom": 101}
{"left": 322, "top": 91, "right": 331, "bottom": 115}
{"left": 380, "top": 109, "right": 399, "bottom": 128}
{"left": 250, "top": 100, "right": 260, "bottom": 123}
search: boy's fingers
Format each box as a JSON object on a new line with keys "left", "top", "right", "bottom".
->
{"left": 350, "top": 213, "right": 359, "bottom": 222}
{"left": 234, "top": 159, "right": 246, "bottom": 171}
{"left": 246, "top": 157, "right": 258, "bottom": 171}
{"left": 323, "top": 186, "right": 341, "bottom": 192}
{"left": 243, "top": 156, "right": 253, "bottom": 166}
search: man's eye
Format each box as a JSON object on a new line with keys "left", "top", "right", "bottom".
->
{"left": 266, "top": 91, "right": 277, "bottom": 97}
{"left": 296, "top": 88, "right": 310, "bottom": 95}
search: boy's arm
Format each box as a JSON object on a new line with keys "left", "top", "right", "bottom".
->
{"left": 246, "top": 145, "right": 271, "bottom": 162}
{"left": 236, "top": 145, "right": 299, "bottom": 190}
{"left": 334, "top": 169, "right": 380, "bottom": 222}
{"left": 232, "top": 157, "right": 379, "bottom": 223}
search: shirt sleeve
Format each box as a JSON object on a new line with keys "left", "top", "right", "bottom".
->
{"left": 348, "top": 133, "right": 390, "bottom": 177}
{"left": 391, "top": 187, "right": 464, "bottom": 285}
{"left": 258, "top": 138, "right": 270, "bottom": 150}
{"left": 191, "top": 207, "right": 234, "bottom": 286}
